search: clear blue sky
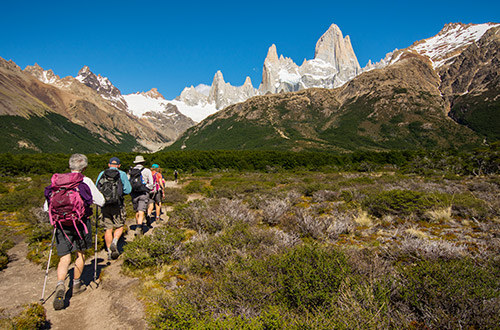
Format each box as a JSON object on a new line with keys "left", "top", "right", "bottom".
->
{"left": 1, "top": 0, "right": 498, "bottom": 99}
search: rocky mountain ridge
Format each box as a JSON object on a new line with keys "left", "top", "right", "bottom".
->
{"left": 167, "top": 23, "right": 500, "bottom": 152}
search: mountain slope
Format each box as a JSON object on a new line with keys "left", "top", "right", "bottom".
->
{"left": 167, "top": 23, "right": 499, "bottom": 152}
{"left": 1, "top": 59, "right": 173, "bottom": 153}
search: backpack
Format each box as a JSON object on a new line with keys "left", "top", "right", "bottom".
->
{"left": 151, "top": 172, "right": 163, "bottom": 193}
{"left": 97, "top": 168, "right": 123, "bottom": 205}
{"left": 48, "top": 172, "right": 88, "bottom": 239}
{"left": 129, "top": 167, "right": 150, "bottom": 193}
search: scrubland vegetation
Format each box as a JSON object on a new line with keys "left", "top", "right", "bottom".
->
{"left": 1, "top": 146, "right": 499, "bottom": 329}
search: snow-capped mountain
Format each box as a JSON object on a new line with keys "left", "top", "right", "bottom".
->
{"left": 124, "top": 89, "right": 215, "bottom": 123}
{"left": 365, "top": 23, "right": 499, "bottom": 71}
{"left": 259, "top": 24, "right": 361, "bottom": 94}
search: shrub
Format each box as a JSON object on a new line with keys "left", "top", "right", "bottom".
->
{"left": 274, "top": 244, "right": 351, "bottom": 313}
{"left": 395, "top": 258, "right": 500, "bottom": 329}
{"left": 163, "top": 188, "right": 188, "bottom": 205}
{"left": 183, "top": 180, "right": 205, "bottom": 194}
{"left": 0, "top": 226, "right": 14, "bottom": 270}
{"left": 123, "top": 226, "right": 185, "bottom": 270}
{"left": 10, "top": 303, "right": 47, "bottom": 330}
{"left": 169, "top": 198, "right": 256, "bottom": 234}
{"left": 183, "top": 223, "right": 299, "bottom": 275}
{"left": 260, "top": 198, "right": 290, "bottom": 226}
{"left": 363, "top": 189, "right": 439, "bottom": 218}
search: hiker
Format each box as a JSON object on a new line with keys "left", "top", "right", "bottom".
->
{"left": 128, "top": 155, "right": 154, "bottom": 236}
{"left": 96, "top": 157, "right": 132, "bottom": 260}
{"left": 146, "top": 163, "right": 165, "bottom": 225}
{"left": 44, "top": 153, "right": 105, "bottom": 311}
{"left": 174, "top": 169, "right": 179, "bottom": 182}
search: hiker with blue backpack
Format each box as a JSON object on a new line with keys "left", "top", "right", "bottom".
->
{"left": 96, "top": 157, "right": 132, "bottom": 260}
{"left": 43, "top": 153, "right": 105, "bottom": 311}
{"left": 128, "top": 155, "right": 154, "bottom": 237}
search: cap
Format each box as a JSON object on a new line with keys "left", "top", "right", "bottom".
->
{"left": 109, "top": 157, "right": 120, "bottom": 165}
{"left": 152, "top": 163, "right": 159, "bottom": 169}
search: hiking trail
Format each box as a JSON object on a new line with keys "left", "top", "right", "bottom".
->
{"left": 0, "top": 180, "right": 195, "bottom": 329}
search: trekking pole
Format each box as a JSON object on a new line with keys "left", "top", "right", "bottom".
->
{"left": 93, "top": 205, "right": 99, "bottom": 287}
{"left": 40, "top": 227, "right": 57, "bottom": 303}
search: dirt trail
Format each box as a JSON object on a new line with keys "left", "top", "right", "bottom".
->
{"left": 0, "top": 180, "right": 192, "bottom": 329}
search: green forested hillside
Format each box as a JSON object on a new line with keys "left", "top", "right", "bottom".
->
{"left": 0, "top": 113, "right": 142, "bottom": 154}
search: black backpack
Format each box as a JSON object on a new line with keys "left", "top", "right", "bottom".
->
{"left": 129, "top": 167, "right": 150, "bottom": 193}
{"left": 97, "top": 169, "right": 124, "bottom": 205}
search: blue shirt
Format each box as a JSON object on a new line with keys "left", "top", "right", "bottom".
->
{"left": 96, "top": 167, "right": 132, "bottom": 195}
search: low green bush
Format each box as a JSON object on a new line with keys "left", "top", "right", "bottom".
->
{"left": 0, "top": 226, "right": 14, "bottom": 270}
{"left": 1, "top": 303, "right": 47, "bottom": 330}
{"left": 362, "top": 189, "right": 443, "bottom": 218}
{"left": 396, "top": 258, "right": 500, "bottom": 329}
{"left": 123, "top": 226, "right": 185, "bottom": 270}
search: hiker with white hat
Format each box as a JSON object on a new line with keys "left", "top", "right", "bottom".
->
{"left": 128, "top": 155, "right": 154, "bottom": 237}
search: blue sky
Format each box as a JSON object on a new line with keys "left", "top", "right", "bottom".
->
{"left": 1, "top": 0, "right": 498, "bottom": 99}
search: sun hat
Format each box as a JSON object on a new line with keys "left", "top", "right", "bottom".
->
{"left": 109, "top": 157, "right": 121, "bottom": 165}
{"left": 133, "top": 155, "right": 146, "bottom": 164}
{"left": 151, "top": 164, "right": 159, "bottom": 169}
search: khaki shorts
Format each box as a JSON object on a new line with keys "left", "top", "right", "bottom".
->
{"left": 131, "top": 193, "right": 149, "bottom": 212}
{"left": 101, "top": 203, "right": 125, "bottom": 229}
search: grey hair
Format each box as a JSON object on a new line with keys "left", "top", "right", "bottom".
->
{"left": 69, "top": 153, "right": 88, "bottom": 172}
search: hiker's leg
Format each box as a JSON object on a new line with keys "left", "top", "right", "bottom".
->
{"left": 147, "top": 201, "right": 154, "bottom": 217}
{"left": 73, "top": 251, "right": 85, "bottom": 280}
{"left": 156, "top": 202, "right": 161, "bottom": 218}
{"left": 57, "top": 253, "right": 72, "bottom": 282}
{"left": 137, "top": 210, "right": 145, "bottom": 225}
{"left": 104, "top": 228, "right": 113, "bottom": 250}
{"left": 114, "top": 226, "right": 124, "bottom": 240}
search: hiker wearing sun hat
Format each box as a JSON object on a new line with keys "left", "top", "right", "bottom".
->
{"left": 147, "top": 163, "right": 165, "bottom": 225}
{"left": 128, "top": 155, "right": 154, "bottom": 237}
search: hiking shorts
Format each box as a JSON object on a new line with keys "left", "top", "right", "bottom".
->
{"left": 150, "top": 190, "right": 163, "bottom": 204}
{"left": 55, "top": 218, "right": 92, "bottom": 256}
{"left": 101, "top": 203, "right": 125, "bottom": 230}
{"left": 131, "top": 193, "right": 149, "bottom": 212}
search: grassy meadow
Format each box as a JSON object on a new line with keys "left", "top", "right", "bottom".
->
{"left": 0, "top": 148, "right": 499, "bottom": 329}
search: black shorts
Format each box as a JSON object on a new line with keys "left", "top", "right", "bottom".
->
{"left": 55, "top": 218, "right": 93, "bottom": 256}
{"left": 150, "top": 190, "right": 163, "bottom": 204}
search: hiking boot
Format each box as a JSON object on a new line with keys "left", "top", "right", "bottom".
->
{"left": 110, "top": 242, "right": 119, "bottom": 260}
{"left": 72, "top": 279, "right": 86, "bottom": 295}
{"left": 53, "top": 283, "right": 65, "bottom": 310}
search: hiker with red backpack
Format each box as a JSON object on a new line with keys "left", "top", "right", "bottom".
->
{"left": 146, "top": 163, "right": 165, "bottom": 224}
{"left": 128, "top": 155, "right": 154, "bottom": 237}
{"left": 43, "top": 153, "right": 105, "bottom": 311}
{"left": 96, "top": 157, "right": 132, "bottom": 260}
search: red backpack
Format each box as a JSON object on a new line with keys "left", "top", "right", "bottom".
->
{"left": 48, "top": 172, "right": 88, "bottom": 239}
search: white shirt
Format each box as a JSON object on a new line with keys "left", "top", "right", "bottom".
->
{"left": 129, "top": 165, "right": 154, "bottom": 191}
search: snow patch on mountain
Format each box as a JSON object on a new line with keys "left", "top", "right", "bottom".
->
{"left": 410, "top": 23, "right": 498, "bottom": 67}
{"left": 123, "top": 93, "right": 216, "bottom": 123}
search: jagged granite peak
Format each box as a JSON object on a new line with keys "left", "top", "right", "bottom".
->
{"left": 142, "top": 88, "right": 165, "bottom": 99}
{"left": 24, "top": 63, "right": 60, "bottom": 84}
{"left": 314, "top": 23, "right": 361, "bottom": 81}
{"left": 265, "top": 44, "right": 280, "bottom": 64}
{"left": 208, "top": 70, "right": 258, "bottom": 109}
{"left": 76, "top": 65, "right": 122, "bottom": 99}
{"left": 178, "top": 85, "right": 209, "bottom": 106}
{"left": 260, "top": 44, "right": 301, "bottom": 94}
{"left": 75, "top": 65, "right": 128, "bottom": 111}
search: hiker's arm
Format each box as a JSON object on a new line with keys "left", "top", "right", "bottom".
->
{"left": 120, "top": 171, "right": 132, "bottom": 195}
{"left": 83, "top": 177, "right": 105, "bottom": 207}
